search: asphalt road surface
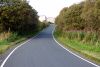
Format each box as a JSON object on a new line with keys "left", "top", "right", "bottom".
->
{"left": 1, "top": 24, "right": 99, "bottom": 67}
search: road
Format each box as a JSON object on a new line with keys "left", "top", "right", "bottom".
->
{"left": 1, "top": 24, "right": 99, "bottom": 67}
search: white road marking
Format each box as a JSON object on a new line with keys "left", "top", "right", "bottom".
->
{"left": 52, "top": 27, "right": 100, "bottom": 67}
{"left": 0, "top": 25, "right": 100, "bottom": 67}
{"left": 0, "top": 32, "right": 41, "bottom": 67}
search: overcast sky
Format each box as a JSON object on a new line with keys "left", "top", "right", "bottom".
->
{"left": 29, "top": 0, "right": 84, "bottom": 18}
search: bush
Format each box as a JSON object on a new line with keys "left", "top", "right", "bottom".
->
{"left": 0, "top": 0, "right": 39, "bottom": 33}
{"left": 55, "top": 0, "right": 100, "bottom": 46}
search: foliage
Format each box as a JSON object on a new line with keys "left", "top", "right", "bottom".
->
{"left": 55, "top": 0, "right": 100, "bottom": 32}
{"left": 54, "top": 31, "right": 100, "bottom": 63}
{"left": 0, "top": 0, "right": 49, "bottom": 54}
{"left": 55, "top": 3, "right": 84, "bottom": 31}
{"left": 0, "top": 0, "right": 39, "bottom": 33}
{"left": 55, "top": 0, "right": 100, "bottom": 46}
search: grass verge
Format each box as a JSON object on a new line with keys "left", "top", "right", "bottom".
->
{"left": 0, "top": 28, "right": 43, "bottom": 54}
{"left": 54, "top": 30, "right": 100, "bottom": 64}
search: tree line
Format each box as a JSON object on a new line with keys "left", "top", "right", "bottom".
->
{"left": 55, "top": 0, "right": 100, "bottom": 45}
{"left": 56, "top": 0, "right": 100, "bottom": 33}
{"left": 0, "top": 0, "right": 43, "bottom": 33}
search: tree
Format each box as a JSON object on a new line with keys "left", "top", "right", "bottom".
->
{"left": 0, "top": 0, "right": 39, "bottom": 33}
{"left": 81, "top": 0, "right": 100, "bottom": 32}
{"left": 55, "top": 3, "right": 84, "bottom": 32}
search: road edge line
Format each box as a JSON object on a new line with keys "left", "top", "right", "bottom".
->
{"left": 0, "top": 29, "right": 43, "bottom": 67}
{"left": 52, "top": 26, "right": 100, "bottom": 67}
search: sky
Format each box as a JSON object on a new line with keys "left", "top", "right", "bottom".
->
{"left": 29, "top": 0, "right": 84, "bottom": 18}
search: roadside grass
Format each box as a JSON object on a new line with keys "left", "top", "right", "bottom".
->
{"left": 54, "top": 30, "right": 100, "bottom": 64}
{"left": 0, "top": 26, "right": 46, "bottom": 54}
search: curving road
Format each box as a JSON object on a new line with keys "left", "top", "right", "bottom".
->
{"left": 1, "top": 24, "right": 99, "bottom": 67}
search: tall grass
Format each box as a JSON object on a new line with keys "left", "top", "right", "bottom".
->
{"left": 54, "top": 30, "right": 100, "bottom": 63}
{"left": 0, "top": 32, "right": 22, "bottom": 53}
{"left": 0, "top": 31, "right": 39, "bottom": 54}
{"left": 0, "top": 32, "right": 11, "bottom": 41}
{"left": 0, "top": 23, "right": 49, "bottom": 54}
{"left": 63, "top": 31, "right": 100, "bottom": 46}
